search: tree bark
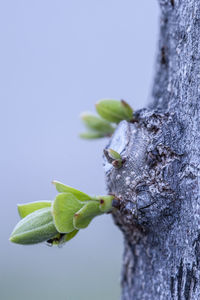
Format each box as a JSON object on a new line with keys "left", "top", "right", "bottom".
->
{"left": 104, "top": 1, "right": 200, "bottom": 299}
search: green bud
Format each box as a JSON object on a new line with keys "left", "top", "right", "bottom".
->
{"left": 52, "top": 193, "right": 84, "bottom": 233}
{"left": 10, "top": 208, "right": 58, "bottom": 245}
{"left": 52, "top": 181, "right": 92, "bottom": 201}
{"left": 96, "top": 99, "right": 133, "bottom": 124}
{"left": 73, "top": 201, "right": 102, "bottom": 229}
{"left": 81, "top": 113, "right": 115, "bottom": 136}
{"left": 104, "top": 148, "right": 124, "bottom": 169}
{"left": 18, "top": 201, "right": 52, "bottom": 218}
{"left": 97, "top": 195, "right": 114, "bottom": 213}
{"left": 107, "top": 148, "right": 122, "bottom": 160}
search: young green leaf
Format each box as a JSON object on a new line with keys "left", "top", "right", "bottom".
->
{"left": 18, "top": 201, "right": 52, "bottom": 218}
{"left": 73, "top": 201, "right": 103, "bottom": 229}
{"left": 79, "top": 132, "right": 105, "bottom": 139}
{"left": 97, "top": 195, "right": 114, "bottom": 213}
{"left": 96, "top": 99, "right": 133, "bottom": 123}
{"left": 81, "top": 113, "right": 115, "bottom": 135}
{"left": 52, "top": 193, "right": 84, "bottom": 233}
{"left": 10, "top": 207, "right": 58, "bottom": 245}
{"left": 61, "top": 229, "right": 79, "bottom": 243}
{"left": 52, "top": 181, "right": 92, "bottom": 201}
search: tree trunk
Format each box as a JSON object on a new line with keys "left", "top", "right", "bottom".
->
{"left": 104, "top": 1, "right": 200, "bottom": 299}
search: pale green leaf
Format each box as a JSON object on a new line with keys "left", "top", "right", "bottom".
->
{"left": 79, "top": 132, "right": 105, "bottom": 139}
{"left": 52, "top": 181, "right": 92, "bottom": 201}
{"left": 81, "top": 113, "right": 114, "bottom": 135}
{"left": 96, "top": 99, "right": 133, "bottom": 124}
{"left": 62, "top": 229, "right": 79, "bottom": 243}
{"left": 52, "top": 193, "right": 84, "bottom": 233}
{"left": 18, "top": 201, "right": 52, "bottom": 218}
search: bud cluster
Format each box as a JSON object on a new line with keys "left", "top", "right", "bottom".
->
{"left": 10, "top": 99, "right": 134, "bottom": 247}
{"left": 80, "top": 99, "right": 133, "bottom": 139}
{"left": 10, "top": 181, "right": 114, "bottom": 246}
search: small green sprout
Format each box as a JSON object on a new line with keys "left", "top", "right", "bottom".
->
{"left": 9, "top": 181, "right": 115, "bottom": 246}
{"left": 104, "top": 148, "right": 125, "bottom": 169}
{"left": 80, "top": 113, "right": 115, "bottom": 139}
{"left": 96, "top": 99, "right": 133, "bottom": 124}
{"left": 80, "top": 99, "right": 133, "bottom": 139}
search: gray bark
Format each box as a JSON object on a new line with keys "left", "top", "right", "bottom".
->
{"left": 104, "top": 1, "right": 200, "bottom": 299}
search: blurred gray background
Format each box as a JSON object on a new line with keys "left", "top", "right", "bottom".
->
{"left": 0, "top": 1, "right": 159, "bottom": 299}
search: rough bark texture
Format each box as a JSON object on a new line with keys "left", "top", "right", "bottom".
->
{"left": 104, "top": 1, "right": 200, "bottom": 299}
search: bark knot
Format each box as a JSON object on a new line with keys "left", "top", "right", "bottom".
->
{"left": 104, "top": 110, "right": 183, "bottom": 242}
